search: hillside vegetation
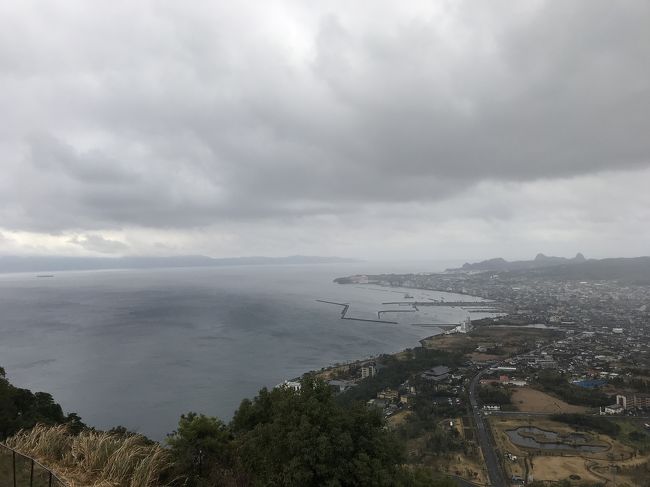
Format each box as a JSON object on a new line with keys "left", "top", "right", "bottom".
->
{"left": 534, "top": 370, "right": 612, "bottom": 407}
{"left": 2, "top": 369, "right": 456, "bottom": 487}
{"left": 0, "top": 367, "right": 84, "bottom": 439}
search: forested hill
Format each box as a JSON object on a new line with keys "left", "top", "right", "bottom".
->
{"left": 449, "top": 255, "right": 650, "bottom": 284}
{"left": 448, "top": 253, "right": 587, "bottom": 272}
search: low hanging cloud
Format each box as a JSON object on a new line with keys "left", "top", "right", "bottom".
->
{"left": 0, "top": 1, "right": 648, "bottom": 257}
{"left": 69, "top": 235, "right": 130, "bottom": 254}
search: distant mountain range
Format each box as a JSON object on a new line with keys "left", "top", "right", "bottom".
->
{"left": 512, "top": 256, "right": 650, "bottom": 283}
{"left": 448, "top": 254, "right": 650, "bottom": 284}
{"left": 448, "top": 253, "right": 587, "bottom": 272}
{"left": 0, "top": 255, "right": 361, "bottom": 274}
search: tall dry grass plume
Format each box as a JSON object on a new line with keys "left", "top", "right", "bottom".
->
{"left": 5, "top": 424, "right": 172, "bottom": 487}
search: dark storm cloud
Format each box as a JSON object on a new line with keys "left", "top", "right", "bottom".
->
{"left": 0, "top": 0, "right": 648, "bottom": 233}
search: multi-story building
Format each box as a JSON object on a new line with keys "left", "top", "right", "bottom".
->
{"left": 361, "top": 363, "right": 377, "bottom": 379}
{"left": 616, "top": 393, "right": 650, "bottom": 409}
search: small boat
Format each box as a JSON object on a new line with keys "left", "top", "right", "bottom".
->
{"left": 404, "top": 293, "right": 413, "bottom": 299}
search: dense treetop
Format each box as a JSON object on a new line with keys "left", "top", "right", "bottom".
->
{"left": 168, "top": 378, "right": 455, "bottom": 487}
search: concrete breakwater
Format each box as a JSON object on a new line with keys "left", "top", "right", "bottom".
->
{"left": 316, "top": 300, "right": 398, "bottom": 324}
{"left": 382, "top": 300, "right": 502, "bottom": 309}
{"left": 316, "top": 300, "right": 349, "bottom": 318}
{"left": 377, "top": 309, "right": 415, "bottom": 319}
{"left": 380, "top": 300, "right": 503, "bottom": 316}
{"left": 316, "top": 298, "right": 478, "bottom": 328}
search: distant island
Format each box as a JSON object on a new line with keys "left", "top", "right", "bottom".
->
{"left": 0, "top": 255, "right": 361, "bottom": 274}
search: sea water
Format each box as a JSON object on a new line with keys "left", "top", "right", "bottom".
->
{"left": 0, "top": 263, "right": 486, "bottom": 439}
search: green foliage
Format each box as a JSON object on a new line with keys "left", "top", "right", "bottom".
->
{"left": 337, "top": 348, "right": 461, "bottom": 406}
{"left": 425, "top": 426, "right": 463, "bottom": 454}
{"left": 169, "top": 378, "right": 413, "bottom": 486}
{"left": 0, "top": 367, "right": 84, "bottom": 439}
{"left": 232, "top": 377, "right": 404, "bottom": 487}
{"left": 108, "top": 425, "right": 142, "bottom": 438}
{"left": 410, "top": 396, "right": 459, "bottom": 425}
{"left": 616, "top": 420, "right": 650, "bottom": 453}
{"left": 66, "top": 412, "right": 86, "bottom": 435}
{"left": 336, "top": 343, "right": 470, "bottom": 458}
{"left": 167, "top": 412, "right": 232, "bottom": 484}
{"left": 396, "top": 420, "right": 464, "bottom": 457}
{"left": 478, "top": 384, "right": 512, "bottom": 406}
{"left": 536, "top": 371, "right": 611, "bottom": 407}
{"left": 1, "top": 364, "right": 459, "bottom": 487}
{"left": 629, "top": 431, "right": 647, "bottom": 442}
{"left": 394, "top": 395, "right": 465, "bottom": 455}
{"left": 549, "top": 414, "right": 621, "bottom": 437}
{"left": 611, "top": 375, "right": 650, "bottom": 393}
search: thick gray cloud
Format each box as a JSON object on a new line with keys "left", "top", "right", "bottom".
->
{"left": 0, "top": 0, "right": 648, "bottom": 258}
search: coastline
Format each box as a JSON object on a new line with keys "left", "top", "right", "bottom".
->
{"left": 305, "top": 281, "right": 492, "bottom": 382}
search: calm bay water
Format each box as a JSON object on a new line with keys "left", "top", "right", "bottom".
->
{"left": 0, "top": 263, "right": 480, "bottom": 439}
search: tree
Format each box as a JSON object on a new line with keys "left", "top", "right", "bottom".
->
{"left": 231, "top": 377, "right": 406, "bottom": 487}
{"left": 0, "top": 367, "right": 83, "bottom": 439}
{"left": 167, "top": 412, "right": 232, "bottom": 484}
{"left": 168, "top": 378, "right": 466, "bottom": 486}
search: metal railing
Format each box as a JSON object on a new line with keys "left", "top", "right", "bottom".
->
{"left": 0, "top": 443, "right": 66, "bottom": 487}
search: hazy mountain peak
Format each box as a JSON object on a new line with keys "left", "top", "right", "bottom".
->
{"left": 450, "top": 253, "right": 590, "bottom": 273}
{"left": 461, "top": 257, "right": 506, "bottom": 269}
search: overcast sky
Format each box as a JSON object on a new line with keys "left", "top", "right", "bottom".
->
{"left": 1, "top": 0, "right": 648, "bottom": 261}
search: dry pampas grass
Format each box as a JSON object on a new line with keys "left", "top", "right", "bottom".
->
{"left": 5, "top": 424, "right": 172, "bottom": 487}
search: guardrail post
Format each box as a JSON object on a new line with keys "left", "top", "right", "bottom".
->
{"left": 2, "top": 443, "right": 65, "bottom": 487}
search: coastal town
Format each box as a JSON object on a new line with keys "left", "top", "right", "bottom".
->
{"left": 305, "top": 259, "right": 650, "bottom": 487}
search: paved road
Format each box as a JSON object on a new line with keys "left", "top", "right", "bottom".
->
{"left": 466, "top": 333, "right": 606, "bottom": 486}
{"left": 469, "top": 367, "right": 507, "bottom": 487}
